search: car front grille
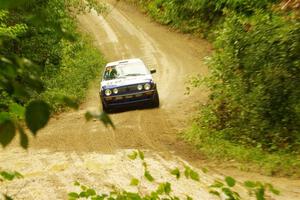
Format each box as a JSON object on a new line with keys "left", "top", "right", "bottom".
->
{"left": 117, "top": 85, "right": 139, "bottom": 94}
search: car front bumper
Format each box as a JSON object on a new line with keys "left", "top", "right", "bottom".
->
{"left": 100, "top": 89, "right": 157, "bottom": 107}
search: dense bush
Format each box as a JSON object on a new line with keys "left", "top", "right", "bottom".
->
{"left": 135, "top": 0, "right": 279, "bottom": 36}
{"left": 41, "top": 38, "right": 105, "bottom": 112}
{"left": 132, "top": 0, "right": 300, "bottom": 156}
{"left": 199, "top": 11, "right": 300, "bottom": 152}
{"left": 0, "top": 0, "right": 106, "bottom": 147}
{"left": 0, "top": 0, "right": 105, "bottom": 113}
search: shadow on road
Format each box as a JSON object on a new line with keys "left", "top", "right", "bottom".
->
{"left": 107, "top": 103, "right": 160, "bottom": 114}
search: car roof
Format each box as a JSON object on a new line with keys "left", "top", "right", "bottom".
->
{"left": 105, "top": 58, "right": 145, "bottom": 68}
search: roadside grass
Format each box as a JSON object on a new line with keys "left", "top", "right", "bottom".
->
{"left": 184, "top": 123, "right": 300, "bottom": 178}
{"left": 40, "top": 35, "right": 105, "bottom": 112}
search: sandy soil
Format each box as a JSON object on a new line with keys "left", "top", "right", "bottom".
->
{"left": 0, "top": 1, "right": 299, "bottom": 199}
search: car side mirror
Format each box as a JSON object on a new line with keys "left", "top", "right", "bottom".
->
{"left": 150, "top": 69, "right": 156, "bottom": 74}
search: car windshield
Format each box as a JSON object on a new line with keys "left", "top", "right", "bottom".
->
{"left": 103, "top": 63, "right": 149, "bottom": 80}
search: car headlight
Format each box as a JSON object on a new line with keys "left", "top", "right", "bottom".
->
{"left": 105, "top": 89, "right": 112, "bottom": 96}
{"left": 144, "top": 83, "right": 151, "bottom": 90}
{"left": 113, "top": 88, "right": 118, "bottom": 94}
{"left": 137, "top": 84, "right": 143, "bottom": 91}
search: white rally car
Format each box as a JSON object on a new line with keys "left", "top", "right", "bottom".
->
{"left": 100, "top": 58, "right": 159, "bottom": 112}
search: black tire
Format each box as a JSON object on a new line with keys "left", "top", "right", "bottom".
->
{"left": 152, "top": 92, "right": 160, "bottom": 108}
{"left": 102, "top": 101, "right": 111, "bottom": 113}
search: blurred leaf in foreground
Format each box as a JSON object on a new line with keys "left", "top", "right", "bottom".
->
{"left": 25, "top": 100, "right": 50, "bottom": 135}
{"left": 85, "top": 111, "right": 114, "bottom": 128}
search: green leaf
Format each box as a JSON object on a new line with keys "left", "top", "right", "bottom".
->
{"left": 79, "top": 191, "right": 87, "bottom": 197}
{"left": 9, "top": 103, "right": 25, "bottom": 119}
{"left": 14, "top": 171, "right": 23, "bottom": 179}
{"left": 130, "top": 178, "right": 139, "bottom": 186}
{"left": 184, "top": 166, "right": 190, "bottom": 178}
{"left": 244, "top": 181, "right": 256, "bottom": 188}
{"left": 255, "top": 187, "right": 265, "bottom": 200}
{"left": 202, "top": 167, "right": 208, "bottom": 173}
{"left": 209, "top": 190, "right": 220, "bottom": 197}
{"left": 0, "top": 112, "right": 10, "bottom": 123}
{"left": 74, "top": 181, "right": 80, "bottom": 186}
{"left": 164, "top": 182, "right": 171, "bottom": 194}
{"left": 265, "top": 183, "right": 280, "bottom": 195}
{"left": 25, "top": 100, "right": 50, "bottom": 135}
{"left": 186, "top": 196, "right": 194, "bottom": 200}
{"left": 124, "top": 192, "right": 142, "bottom": 199}
{"left": 138, "top": 150, "right": 144, "bottom": 160}
{"left": 68, "top": 192, "right": 79, "bottom": 198}
{"left": 225, "top": 176, "right": 236, "bottom": 187}
{"left": 0, "top": 171, "right": 22, "bottom": 181}
{"left": 0, "top": 120, "right": 16, "bottom": 147}
{"left": 91, "top": 195, "right": 105, "bottom": 200}
{"left": 156, "top": 182, "right": 171, "bottom": 195}
{"left": 184, "top": 166, "right": 199, "bottom": 181}
{"left": 4, "top": 195, "right": 13, "bottom": 200}
{"left": 157, "top": 182, "right": 171, "bottom": 195}
{"left": 190, "top": 170, "right": 200, "bottom": 181}
{"left": 86, "top": 188, "right": 96, "bottom": 196}
{"left": 170, "top": 168, "right": 180, "bottom": 179}
{"left": 0, "top": 171, "right": 15, "bottom": 180}
{"left": 18, "top": 126, "right": 28, "bottom": 149}
{"left": 144, "top": 170, "right": 154, "bottom": 182}
{"left": 222, "top": 187, "right": 234, "bottom": 198}
{"left": 142, "top": 162, "right": 147, "bottom": 169}
{"left": 156, "top": 183, "right": 165, "bottom": 195}
{"left": 128, "top": 151, "right": 138, "bottom": 160}
{"left": 210, "top": 181, "right": 224, "bottom": 188}
{"left": 81, "top": 185, "right": 87, "bottom": 191}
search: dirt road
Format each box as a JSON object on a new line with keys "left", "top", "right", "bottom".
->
{"left": 0, "top": 1, "right": 299, "bottom": 199}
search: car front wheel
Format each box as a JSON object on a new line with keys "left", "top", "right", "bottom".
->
{"left": 102, "top": 101, "right": 111, "bottom": 113}
{"left": 152, "top": 92, "right": 160, "bottom": 108}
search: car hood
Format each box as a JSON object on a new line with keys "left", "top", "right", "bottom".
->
{"left": 101, "top": 74, "right": 152, "bottom": 89}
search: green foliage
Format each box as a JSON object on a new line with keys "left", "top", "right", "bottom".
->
{"left": 138, "top": 150, "right": 145, "bottom": 160}
{"left": 132, "top": 1, "right": 300, "bottom": 165}
{"left": 170, "top": 168, "right": 180, "bottom": 179}
{"left": 135, "top": 0, "right": 300, "bottom": 175}
{"left": 156, "top": 182, "right": 171, "bottom": 195}
{"left": 225, "top": 176, "right": 236, "bottom": 187}
{"left": 0, "top": 0, "right": 111, "bottom": 147}
{"left": 144, "top": 170, "right": 155, "bottom": 182}
{"left": 0, "top": 170, "right": 23, "bottom": 199}
{"left": 244, "top": 181, "right": 280, "bottom": 200}
{"left": 69, "top": 150, "right": 278, "bottom": 200}
{"left": 184, "top": 166, "right": 200, "bottom": 181}
{"left": 133, "top": 0, "right": 278, "bottom": 36}
{"left": 210, "top": 177, "right": 241, "bottom": 200}
{"left": 0, "top": 171, "right": 23, "bottom": 181}
{"left": 130, "top": 178, "right": 140, "bottom": 186}
{"left": 197, "top": 11, "right": 300, "bottom": 152}
{"left": 128, "top": 151, "right": 138, "bottom": 160}
{"left": 0, "top": 120, "right": 15, "bottom": 147}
